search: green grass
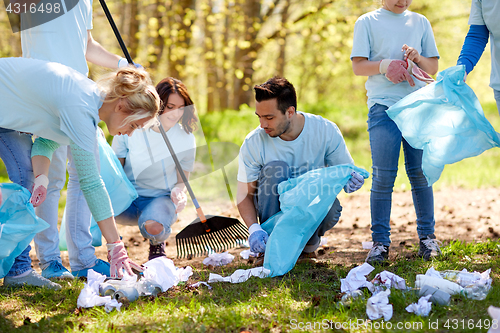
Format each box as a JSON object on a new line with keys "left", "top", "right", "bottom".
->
{"left": 1, "top": 240, "right": 500, "bottom": 332}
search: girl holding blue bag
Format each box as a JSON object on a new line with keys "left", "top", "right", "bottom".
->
{"left": 0, "top": 57, "right": 159, "bottom": 284}
{"left": 113, "top": 77, "right": 197, "bottom": 261}
{"left": 350, "top": 0, "right": 440, "bottom": 264}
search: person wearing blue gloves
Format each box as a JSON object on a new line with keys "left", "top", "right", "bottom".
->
{"left": 236, "top": 76, "right": 364, "bottom": 261}
{"left": 457, "top": 0, "right": 500, "bottom": 112}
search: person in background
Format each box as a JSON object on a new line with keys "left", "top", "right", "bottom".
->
{"left": 0, "top": 58, "right": 156, "bottom": 287}
{"left": 113, "top": 77, "right": 197, "bottom": 261}
{"left": 351, "top": 0, "right": 440, "bottom": 264}
{"left": 19, "top": 0, "right": 141, "bottom": 282}
{"left": 457, "top": 0, "right": 500, "bottom": 112}
{"left": 236, "top": 76, "right": 364, "bottom": 263}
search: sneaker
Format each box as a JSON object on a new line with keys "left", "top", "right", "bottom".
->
{"left": 148, "top": 242, "right": 166, "bottom": 261}
{"left": 417, "top": 235, "right": 442, "bottom": 261}
{"left": 72, "top": 259, "right": 110, "bottom": 278}
{"left": 365, "top": 242, "right": 390, "bottom": 265}
{"left": 296, "top": 251, "right": 317, "bottom": 264}
{"left": 3, "top": 270, "right": 62, "bottom": 290}
{"left": 42, "top": 261, "right": 74, "bottom": 280}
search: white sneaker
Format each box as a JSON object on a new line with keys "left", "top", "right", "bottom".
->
{"left": 3, "top": 270, "right": 62, "bottom": 290}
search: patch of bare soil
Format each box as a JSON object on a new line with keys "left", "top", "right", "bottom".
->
{"left": 30, "top": 187, "right": 500, "bottom": 272}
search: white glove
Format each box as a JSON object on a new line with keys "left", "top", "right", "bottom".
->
{"left": 171, "top": 186, "right": 187, "bottom": 213}
{"left": 344, "top": 171, "right": 364, "bottom": 194}
{"left": 30, "top": 174, "right": 49, "bottom": 207}
{"left": 118, "top": 58, "right": 144, "bottom": 69}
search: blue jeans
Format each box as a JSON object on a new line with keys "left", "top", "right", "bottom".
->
{"left": 494, "top": 89, "right": 500, "bottom": 115}
{"left": 115, "top": 195, "right": 177, "bottom": 245}
{"left": 368, "top": 103, "right": 435, "bottom": 246}
{"left": 0, "top": 128, "right": 34, "bottom": 276}
{"left": 255, "top": 161, "right": 342, "bottom": 251}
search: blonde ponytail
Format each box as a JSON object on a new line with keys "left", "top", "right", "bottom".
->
{"left": 98, "top": 67, "right": 160, "bottom": 128}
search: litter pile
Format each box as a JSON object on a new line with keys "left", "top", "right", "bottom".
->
{"left": 338, "top": 263, "right": 492, "bottom": 321}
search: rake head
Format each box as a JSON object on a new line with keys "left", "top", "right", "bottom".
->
{"left": 175, "top": 215, "right": 249, "bottom": 258}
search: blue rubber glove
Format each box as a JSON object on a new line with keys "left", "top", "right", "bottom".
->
{"left": 118, "top": 58, "right": 144, "bottom": 69}
{"left": 248, "top": 223, "right": 269, "bottom": 253}
{"left": 344, "top": 171, "right": 364, "bottom": 193}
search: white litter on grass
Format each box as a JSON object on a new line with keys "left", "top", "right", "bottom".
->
{"left": 189, "top": 281, "right": 212, "bottom": 290}
{"left": 77, "top": 258, "right": 194, "bottom": 310}
{"left": 371, "top": 271, "right": 406, "bottom": 290}
{"left": 406, "top": 294, "right": 432, "bottom": 317}
{"left": 143, "top": 257, "right": 192, "bottom": 291}
{"left": 203, "top": 252, "right": 234, "bottom": 266}
{"left": 423, "top": 267, "right": 492, "bottom": 300}
{"left": 366, "top": 289, "right": 393, "bottom": 321}
{"left": 77, "top": 270, "right": 121, "bottom": 311}
{"left": 415, "top": 274, "right": 463, "bottom": 295}
{"left": 240, "top": 249, "right": 258, "bottom": 260}
{"left": 340, "top": 263, "right": 374, "bottom": 293}
{"left": 208, "top": 267, "right": 270, "bottom": 283}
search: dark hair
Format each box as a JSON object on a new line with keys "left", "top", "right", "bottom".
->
{"left": 155, "top": 77, "right": 198, "bottom": 134}
{"left": 253, "top": 76, "right": 297, "bottom": 114}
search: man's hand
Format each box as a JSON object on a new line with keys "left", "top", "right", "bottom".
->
{"left": 118, "top": 58, "right": 143, "bottom": 69}
{"left": 248, "top": 223, "right": 268, "bottom": 253}
{"left": 379, "top": 59, "right": 415, "bottom": 87}
{"left": 344, "top": 171, "right": 364, "bottom": 194}
{"left": 171, "top": 186, "right": 187, "bottom": 214}
{"left": 30, "top": 174, "right": 48, "bottom": 207}
{"left": 106, "top": 241, "right": 144, "bottom": 278}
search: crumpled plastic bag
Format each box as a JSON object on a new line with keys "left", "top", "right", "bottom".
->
{"left": 203, "top": 252, "right": 234, "bottom": 266}
{"left": 366, "top": 289, "right": 393, "bottom": 321}
{"left": 371, "top": 271, "right": 406, "bottom": 290}
{"left": 406, "top": 294, "right": 432, "bottom": 317}
{"left": 208, "top": 267, "right": 270, "bottom": 283}
{"left": 142, "top": 257, "right": 192, "bottom": 292}
{"left": 60, "top": 132, "right": 138, "bottom": 250}
{"left": 386, "top": 65, "right": 500, "bottom": 186}
{"left": 340, "top": 262, "right": 375, "bottom": 293}
{"left": 77, "top": 269, "right": 120, "bottom": 310}
{"left": 261, "top": 165, "right": 369, "bottom": 277}
{"left": 0, "top": 183, "right": 49, "bottom": 278}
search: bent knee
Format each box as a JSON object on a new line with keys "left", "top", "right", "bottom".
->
{"left": 144, "top": 220, "right": 164, "bottom": 235}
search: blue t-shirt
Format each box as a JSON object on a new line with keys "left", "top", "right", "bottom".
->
{"left": 351, "top": 8, "right": 440, "bottom": 108}
{"left": 237, "top": 112, "right": 354, "bottom": 183}
{"left": 0, "top": 57, "right": 101, "bottom": 152}
{"left": 469, "top": 0, "right": 500, "bottom": 91}
{"left": 112, "top": 124, "right": 196, "bottom": 197}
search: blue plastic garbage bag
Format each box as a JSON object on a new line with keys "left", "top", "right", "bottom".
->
{"left": 386, "top": 65, "right": 500, "bottom": 186}
{"left": 59, "top": 132, "right": 138, "bottom": 250}
{"left": 261, "top": 165, "right": 369, "bottom": 277}
{"left": 0, "top": 183, "right": 49, "bottom": 278}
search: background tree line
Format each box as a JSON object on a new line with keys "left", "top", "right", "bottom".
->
{"left": 0, "top": 0, "right": 493, "bottom": 113}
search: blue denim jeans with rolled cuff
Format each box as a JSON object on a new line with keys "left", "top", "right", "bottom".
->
{"left": 368, "top": 103, "right": 435, "bottom": 246}
{"left": 115, "top": 195, "right": 177, "bottom": 245}
{"left": 254, "top": 160, "right": 342, "bottom": 252}
{"left": 0, "top": 127, "right": 34, "bottom": 276}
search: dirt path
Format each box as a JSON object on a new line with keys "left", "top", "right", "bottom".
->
{"left": 30, "top": 187, "right": 500, "bottom": 272}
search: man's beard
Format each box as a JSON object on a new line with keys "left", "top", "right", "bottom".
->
{"left": 268, "top": 119, "right": 291, "bottom": 138}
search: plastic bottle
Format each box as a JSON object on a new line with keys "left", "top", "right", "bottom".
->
{"left": 439, "top": 270, "right": 481, "bottom": 287}
{"left": 340, "top": 290, "right": 364, "bottom": 307}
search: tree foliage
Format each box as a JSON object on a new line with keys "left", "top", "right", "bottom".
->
{"left": 1, "top": 0, "right": 492, "bottom": 113}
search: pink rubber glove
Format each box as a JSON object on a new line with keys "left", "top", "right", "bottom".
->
{"left": 30, "top": 174, "right": 48, "bottom": 207}
{"left": 106, "top": 241, "right": 144, "bottom": 278}
{"left": 379, "top": 59, "right": 415, "bottom": 87}
{"left": 406, "top": 59, "right": 434, "bottom": 83}
{"left": 171, "top": 186, "right": 187, "bottom": 213}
